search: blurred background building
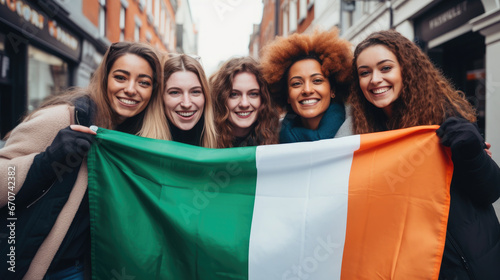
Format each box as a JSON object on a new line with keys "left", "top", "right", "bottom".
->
{"left": 0, "top": 0, "right": 196, "bottom": 138}
{"left": 250, "top": 0, "right": 500, "bottom": 165}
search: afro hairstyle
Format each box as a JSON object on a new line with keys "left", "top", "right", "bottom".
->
{"left": 260, "top": 29, "right": 353, "bottom": 109}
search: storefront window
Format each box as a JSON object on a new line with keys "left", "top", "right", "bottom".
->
{"left": 0, "top": 33, "right": 4, "bottom": 51}
{"left": 0, "top": 32, "right": 9, "bottom": 82}
{"left": 27, "top": 45, "right": 68, "bottom": 112}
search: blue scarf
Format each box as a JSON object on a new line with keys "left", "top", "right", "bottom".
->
{"left": 279, "top": 102, "right": 346, "bottom": 143}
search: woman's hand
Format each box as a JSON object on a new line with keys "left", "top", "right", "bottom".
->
{"left": 45, "top": 125, "right": 97, "bottom": 165}
{"left": 485, "top": 142, "right": 492, "bottom": 158}
{"left": 69, "top": 124, "right": 97, "bottom": 135}
{"left": 436, "top": 117, "right": 484, "bottom": 159}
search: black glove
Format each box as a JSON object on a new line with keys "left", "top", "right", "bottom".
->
{"left": 14, "top": 126, "right": 95, "bottom": 207}
{"left": 436, "top": 117, "right": 485, "bottom": 160}
{"left": 41, "top": 126, "right": 95, "bottom": 178}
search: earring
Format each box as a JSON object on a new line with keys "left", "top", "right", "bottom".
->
{"left": 331, "top": 92, "right": 335, "bottom": 99}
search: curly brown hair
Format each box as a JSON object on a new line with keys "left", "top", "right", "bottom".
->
{"left": 210, "top": 57, "right": 279, "bottom": 148}
{"left": 260, "top": 29, "right": 353, "bottom": 110}
{"left": 349, "top": 30, "right": 476, "bottom": 134}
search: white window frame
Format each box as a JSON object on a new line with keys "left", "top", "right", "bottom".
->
{"left": 282, "top": 7, "right": 288, "bottom": 36}
{"left": 146, "top": 0, "right": 153, "bottom": 23}
{"left": 164, "top": 16, "right": 170, "bottom": 45}
{"left": 119, "top": 6, "right": 126, "bottom": 41}
{"left": 134, "top": 16, "right": 142, "bottom": 42}
{"left": 99, "top": 0, "right": 106, "bottom": 38}
{"left": 134, "top": 25, "right": 140, "bottom": 41}
{"left": 289, "top": 0, "right": 297, "bottom": 33}
{"left": 299, "top": 0, "right": 307, "bottom": 22}
{"left": 160, "top": 7, "right": 166, "bottom": 36}
{"left": 138, "top": 0, "right": 146, "bottom": 11}
{"left": 146, "top": 0, "right": 152, "bottom": 15}
{"left": 308, "top": 0, "right": 314, "bottom": 10}
{"left": 169, "top": 20, "right": 176, "bottom": 50}
{"left": 154, "top": 0, "right": 160, "bottom": 28}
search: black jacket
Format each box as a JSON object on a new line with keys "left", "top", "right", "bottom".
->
{"left": 439, "top": 149, "right": 500, "bottom": 279}
{"left": 0, "top": 96, "right": 95, "bottom": 280}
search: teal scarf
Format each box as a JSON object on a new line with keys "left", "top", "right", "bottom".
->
{"left": 279, "top": 102, "right": 346, "bottom": 143}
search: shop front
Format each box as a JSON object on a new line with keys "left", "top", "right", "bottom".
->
{"left": 0, "top": 0, "right": 81, "bottom": 138}
{"left": 415, "top": 0, "right": 486, "bottom": 134}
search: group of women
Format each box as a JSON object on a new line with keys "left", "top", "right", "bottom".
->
{"left": 1, "top": 28, "right": 499, "bottom": 280}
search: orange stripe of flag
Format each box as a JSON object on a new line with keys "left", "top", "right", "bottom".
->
{"left": 341, "top": 126, "right": 453, "bottom": 279}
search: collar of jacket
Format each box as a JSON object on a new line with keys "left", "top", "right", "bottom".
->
{"left": 73, "top": 96, "right": 96, "bottom": 127}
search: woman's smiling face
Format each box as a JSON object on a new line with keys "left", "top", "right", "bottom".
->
{"left": 287, "top": 59, "right": 332, "bottom": 130}
{"left": 107, "top": 53, "right": 154, "bottom": 124}
{"left": 163, "top": 71, "right": 205, "bottom": 130}
{"left": 226, "top": 72, "right": 262, "bottom": 137}
{"left": 356, "top": 45, "right": 403, "bottom": 117}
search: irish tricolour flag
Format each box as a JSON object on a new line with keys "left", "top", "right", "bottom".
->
{"left": 87, "top": 126, "right": 452, "bottom": 280}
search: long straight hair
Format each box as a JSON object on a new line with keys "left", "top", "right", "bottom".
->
{"left": 145, "top": 54, "right": 217, "bottom": 148}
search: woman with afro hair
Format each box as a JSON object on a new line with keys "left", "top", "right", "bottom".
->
{"left": 260, "top": 29, "right": 353, "bottom": 143}
{"left": 210, "top": 56, "right": 279, "bottom": 147}
{"left": 351, "top": 29, "right": 500, "bottom": 279}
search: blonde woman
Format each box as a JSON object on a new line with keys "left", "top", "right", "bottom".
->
{"left": 145, "top": 54, "right": 217, "bottom": 147}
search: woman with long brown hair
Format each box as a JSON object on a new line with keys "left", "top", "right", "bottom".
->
{"left": 210, "top": 56, "right": 279, "bottom": 147}
{"left": 0, "top": 41, "right": 163, "bottom": 279}
{"left": 351, "top": 29, "right": 500, "bottom": 279}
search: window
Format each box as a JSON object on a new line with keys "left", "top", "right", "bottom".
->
{"left": 135, "top": 25, "right": 140, "bottom": 41}
{"left": 99, "top": 0, "right": 106, "bottom": 37}
{"left": 169, "top": 21, "right": 175, "bottom": 50}
{"left": 0, "top": 32, "right": 4, "bottom": 51}
{"left": 308, "top": 0, "right": 315, "bottom": 9}
{"left": 138, "top": 0, "right": 146, "bottom": 11}
{"left": 0, "top": 32, "right": 9, "bottom": 81}
{"left": 363, "top": 1, "right": 369, "bottom": 14}
{"left": 160, "top": 7, "right": 166, "bottom": 36}
{"left": 146, "top": 0, "right": 153, "bottom": 23}
{"left": 119, "top": 6, "right": 126, "bottom": 41}
{"left": 299, "top": 0, "right": 307, "bottom": 21}
{"left": 154, "top": 0, "right": 160, "bottom": 28}
{"left": 289, "top": 0, "right": 297, "bottom": 32}
{"left": 346, "top": 11, "right": 353, "bottom": 28}
{"left": 135, "top": 16, "right": 142, "bottom": 41}
{"left": 282, "top": 8, "right": 288, "bottom": 36}
{"left": 165, "top": 17, "right": 171, "bottom": 46}
{"left": 146, "top": 0, "right": 152, "bottom": 15}
{"left": 27, "top": 46, "right": 68, "bottom": 112}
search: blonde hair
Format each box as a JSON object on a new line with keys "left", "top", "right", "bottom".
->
{"left": 145, "top": 54, "right": 217, "bottom": 148}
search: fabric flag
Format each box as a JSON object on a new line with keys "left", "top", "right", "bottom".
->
{"left": 87, "top": 125, "right": 452, "bottom": 280}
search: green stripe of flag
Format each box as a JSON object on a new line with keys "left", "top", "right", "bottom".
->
{"left": 88, "top": 128, "right": 257, "bottom": 280}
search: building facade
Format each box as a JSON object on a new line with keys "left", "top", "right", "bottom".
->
{"left": 0, "top": 0, "right": 194, "bottom": 138}
{"left": 249, "top": 0, "right": 315, "bottom": 56}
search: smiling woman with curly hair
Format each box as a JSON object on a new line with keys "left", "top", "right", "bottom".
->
{"left": 260, "top": 29, "right": 353, "bottom": 143}
{"left": 351, "top": 29, "right": 500, "bottom": 279}
{"left": 210, "top": 56, "right": 279, "bottom": 148}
